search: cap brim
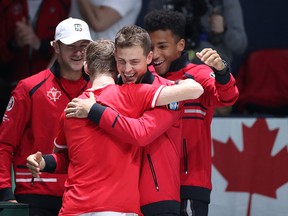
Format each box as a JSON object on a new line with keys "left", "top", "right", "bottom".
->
{"left": 60, "top": 36, "right": 92, "bottom": 45}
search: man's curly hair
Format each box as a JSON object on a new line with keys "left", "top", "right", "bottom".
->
{"left": 144, "top": 9, "right": 186, "bottom": 41}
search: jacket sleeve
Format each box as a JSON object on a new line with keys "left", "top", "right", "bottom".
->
{"left": 88, "top": 103, "right": 182, "bottom": 146}
{"left": 39, "top": 114, "right": 69, "bottom": 174}
{"left": 50, "top": 114, "right": 69, "bottom": 174}
{"left": 214, "top": 72, "right": 239, "bottom": 105}
{"left": 196, "top": 65, "right": 239, "bottom": 107}
{"left": 0, "top": 81, "right": 31, "bottom": 201}
{"left": 42, "top": 152, "right": 69, "bottom": 174}
{"left": 213, "top": 64, "right": 239, "bottom": 105}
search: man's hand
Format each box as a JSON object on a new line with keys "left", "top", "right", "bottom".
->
{"left": 14, "top": 17, "right": 40, "bottom": 50}
{"left": 26, "top": 151, "right": 45, "bottom": 178}
{"left": 196, "top": 48, "right": 226, "bottom": 71}
{"left": 210, "top": 14, "right": 225, "bottom": 34}
{"left": 65, "top": 92, "right": 96, "bottom": 118}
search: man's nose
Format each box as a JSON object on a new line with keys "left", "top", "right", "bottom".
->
{"left": 152, "top": 48, "right": 160, "bottom": 59}
{"left": 124, "top": 63, "right": 132, "bottom": 72}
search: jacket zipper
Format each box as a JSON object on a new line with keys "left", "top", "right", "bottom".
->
{"left": 183, "top": 139, "right": 188, "bottom": 174}
{"left": 147, "top": 154, "right": 159, "bottom": 191}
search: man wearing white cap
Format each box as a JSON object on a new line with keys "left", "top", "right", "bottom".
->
{"left": 0, "top": 17, "right": 92, "bottom": 216}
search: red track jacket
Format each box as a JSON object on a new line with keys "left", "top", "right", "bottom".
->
{"left": 150, "top": 52, "right": 239, "bottom": 204}
{"left": 88, "top": 71, "right": 183, "bottom": 215}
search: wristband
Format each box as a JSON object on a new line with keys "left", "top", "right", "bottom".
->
{"left": 213, "top": 59, "right": 229, "bottom": 75}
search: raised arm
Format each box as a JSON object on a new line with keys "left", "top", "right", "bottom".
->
{"left": 196, "top": 48, "right": 239, "bottom": 106}
{"left": 77, "top": 0, "right": 121, "bottom": 32}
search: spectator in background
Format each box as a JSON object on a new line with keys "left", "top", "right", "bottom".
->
{"left": 194, "top": 0, "right": 248, "bottom": 67}
{"left": 195, "top": 0, "right": 247, "bottom": 115}
{"left": 69, "top": 0, "right": 142, "bottom": 40}
{"left": 0, "top": 17, "right": 92, "bottom": 216}
{"left": 0, "top": 0, "right": 71, "bottom": 120}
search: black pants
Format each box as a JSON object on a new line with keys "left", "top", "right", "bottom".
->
{"left": 180, "top": 199, "right": 208, "bottom": 216}
{"left": 16, "top": 194, "right": 62, "bottom": 216}
{"left": 151, "top": 214, "right": 179, "bottom": 216}
{"left": 29, "top": 207, "right": 59, "bottom": 216}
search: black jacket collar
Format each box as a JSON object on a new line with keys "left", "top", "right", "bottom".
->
{"left": 116, "top": 69, "right": 155, "bottom": 85}
{"left": 168, "top": 51, "right": 190, "bottom": 72}
{"left": 50, "top": 61, "right": 90, "bottom": 81}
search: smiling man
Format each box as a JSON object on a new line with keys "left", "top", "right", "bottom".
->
{"left": 144, "top": 9, "right": 239, "bottom": 216}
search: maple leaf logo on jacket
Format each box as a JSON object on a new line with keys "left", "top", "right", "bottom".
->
{"left": 47, "top": 87, "right": 62, "bottom": 102}
{"left": 212, "top": 119, "right": 288, "bottom": 216}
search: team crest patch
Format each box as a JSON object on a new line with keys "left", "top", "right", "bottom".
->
{"left": 167, "top": 102, "right": 179, "bottom": 110}
{"left": 47, "top": 87, "right": 62, "bottom": 102}
{"left": 210, "top": 72, "right": 215, "bottom": 78}
{"left": 6, "top": 96, "right": 15, "bottom": 111}
{"left": 74, "top": 24, "right": 82, "bottom": 31}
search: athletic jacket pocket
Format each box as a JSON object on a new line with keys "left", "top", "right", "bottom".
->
{"left": 183, "top": 139, "right": 188, "bottom": 174}
{"left": 147, "top": 154, "right": 159, "bottom": 191}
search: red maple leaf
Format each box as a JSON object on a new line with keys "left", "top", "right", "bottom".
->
{"left": 212, "top": 118, "right": 288, "bottom": 216}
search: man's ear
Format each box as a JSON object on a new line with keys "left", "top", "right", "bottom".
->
{"left": 147, "top": 51, "right": 153, "bottom": 65}
{"left": 177, "top": 38, "right": 185, "bottom": 52}
{"left": 83, "top": 61, "right": 89, "bottom": 75}
{"left": 52, "top": 41, "right": 60, "bottom": 54}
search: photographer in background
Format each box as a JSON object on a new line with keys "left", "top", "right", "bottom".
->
{"left": 196, "top": 0, "right": 247, "bottom": 115}
{"left": 193, "top": 0, "right": 248, "bottom": 67}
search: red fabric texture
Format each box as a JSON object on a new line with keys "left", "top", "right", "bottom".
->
{"left": 236, "top": 49, "right": 288, "bottom": 112}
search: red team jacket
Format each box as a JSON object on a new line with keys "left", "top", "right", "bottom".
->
{"left": 88, "top": 71, "right": 184, "bottom": 215}
{"left": 51, "top": 84, "right": 166, "bottom": 215}
{"left": 0, "top": 62, "right": 90, "bottom": 209}
{"left": 150, "top": 52, "right": 239, "bottom": 204}
{"left": 0, "top": 0, "right": 70, "bottom": 81}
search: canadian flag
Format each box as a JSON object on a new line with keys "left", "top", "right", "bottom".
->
{"left": 210, "top": 117, "right": 288, "bottom": 216}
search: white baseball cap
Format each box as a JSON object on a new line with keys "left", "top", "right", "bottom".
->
{"left": 55, "top": 17, "right": 92, "bottom": 44}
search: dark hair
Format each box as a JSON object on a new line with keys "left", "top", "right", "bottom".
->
{"left": 115, "top": 25, "right": 151, "bottom": 56}
{"left": 144, "top": 9, "right": 186, "bottom": 41}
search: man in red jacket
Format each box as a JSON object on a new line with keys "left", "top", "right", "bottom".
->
{"left": 0, "top": 17, "right": 92, "bottom": 216}
{"left": 144, "top": 9, "right": 239, "bottom": 216}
